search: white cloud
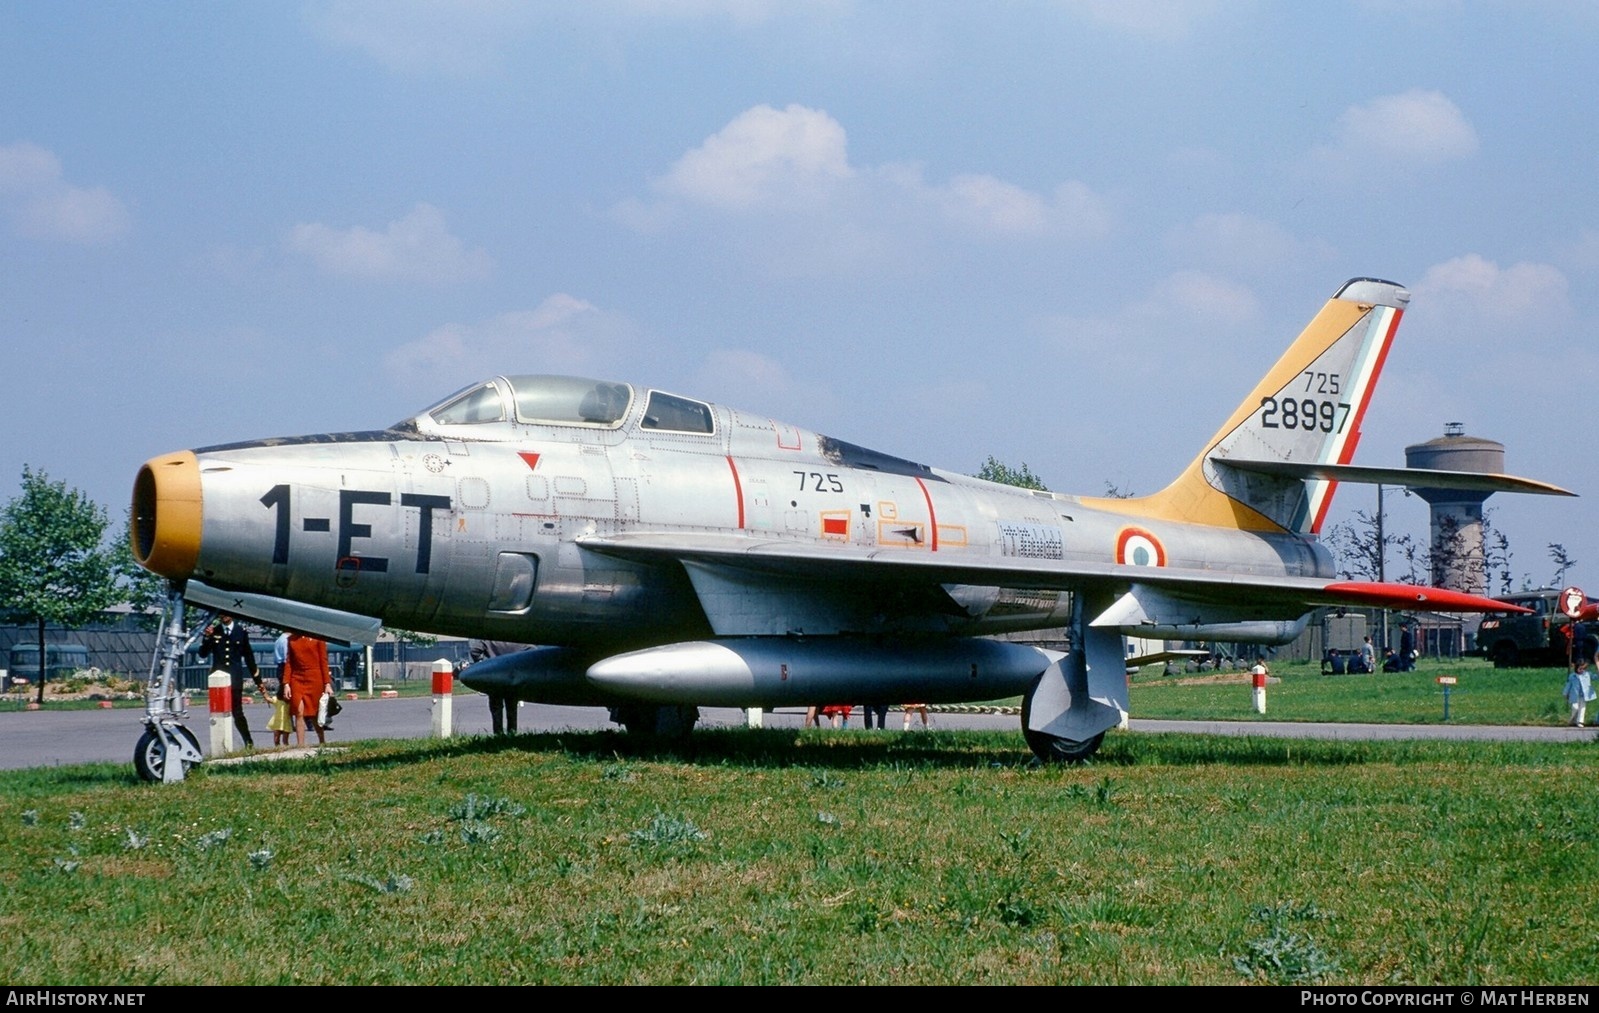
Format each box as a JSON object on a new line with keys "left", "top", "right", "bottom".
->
{"left": 1415, "top": 254, "right": 1568, "bottom": 322}
{"left": 1337, "top": 90, "right": 1478, "bottom": 161}
{"left": 917, "top": 173, "right": 1111, "bottom": 239}
{"left": 0, "top": 141, "right": 130, "bottom": 244}
{"left": 655, "top": 104, "right": 854, "bottom": 211}
{"left": 287, "top": 203, "right": 493, "bottom": 284}
{"left": 618, "top": 104, "right": 1111, "bottom": 270}
{"left": 384, "top": 294, "right": 630, "bottom": 387}
{"left": 1373, "top": 255, "right": 1582, "bottom": 447}
{"left": 1306, "top": 90, "right": 1478, "bottom": 183}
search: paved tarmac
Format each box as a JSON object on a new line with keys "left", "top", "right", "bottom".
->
{"left": 1, "top": 693, "right": 1594, "bottom": 772}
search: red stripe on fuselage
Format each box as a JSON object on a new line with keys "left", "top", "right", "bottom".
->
{"left": 726, "top": 456, "right": 745, "bottom": 529}
{"left": 914, "top": 477, "right": 938, "bottom": 551}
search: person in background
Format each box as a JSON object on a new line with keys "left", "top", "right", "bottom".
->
{"left": 1564, "top": 660, "right": 1595, "bottom": 728}
{"left": 467, "top": 640, "right": 533, "bottom": 735}
{"left": 1359, "top": 636, "right": 1376, "bottom": 674}
{"left": 199, "top": 612, "right": 263, "bottom": 750}
{"left": 282, "top": 632, "right": 332, "bottom": 747}
{"left": 902, "top": 703, "right": 930, "bottom": 730}
{"left": 267, "top": 679, "right": 292, "bottom": 747}
{"left": 861, "top": 702, "right": 890, "bottom": 730}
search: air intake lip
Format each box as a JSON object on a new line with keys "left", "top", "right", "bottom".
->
{"left": 131, "top": 451, "right": 202, "bottom": 578}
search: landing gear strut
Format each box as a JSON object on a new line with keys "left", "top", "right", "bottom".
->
{"left": 1018, "top": 591, "right": 1126, "bottom": 764}
{"left": 137, "top": 585, "right": 206, "bottom": 783}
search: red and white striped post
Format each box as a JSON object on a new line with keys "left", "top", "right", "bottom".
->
{"left": 1251, "top": 662, "right": 1268, "bottom": 715}
{"left": 208, "top": 670, "right": 234, "bottom": 754}
{"left": 430, "top": 658, "right": 453, "bottom": 738}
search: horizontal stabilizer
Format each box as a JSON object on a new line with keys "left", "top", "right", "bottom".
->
{"left": 1215, "top": 459, "right": 1574, "bottom": 497}
{"left": 185, "top": 579, "right": 384, "bottom": 645}
{"left": 1319, "top": 581, "right": 1532, "bottom": 614}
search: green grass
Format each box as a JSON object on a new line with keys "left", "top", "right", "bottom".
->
{"left": 1130, "top": 655, "right": 1574, "bottom": 726}
{"left": 2, "top": 727, "right": 1596, "bottom": 985}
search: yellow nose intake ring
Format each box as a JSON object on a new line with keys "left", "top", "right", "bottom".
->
{"left": 132, "top": 451, "right": 202, "bottom": 579}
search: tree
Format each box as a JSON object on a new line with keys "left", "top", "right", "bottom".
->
{"left": 0, "top": 467, "right": 120, "bottom": 704}
{"left": 1484, "top": 518, "right": 1514, "bottom": 596}
{"left": 975, "top": 456, "right": 1048, "bottom": 491}
{"left": 1324, "top": 508, "right": 1414, "bottom": 583}
{"left": 1548, "top": 543, "right": 1577, "bottom": 589}
{"left": 111, "top": 511, "right": 170, "bottom": 630}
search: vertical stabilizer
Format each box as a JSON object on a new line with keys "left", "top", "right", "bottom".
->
{"left": 1086, "top": 278, "right": 1408, "bottom": 534}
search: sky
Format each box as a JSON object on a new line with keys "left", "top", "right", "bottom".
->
{"left": 2, "top": 1, "right": 1596, "bottom": 594}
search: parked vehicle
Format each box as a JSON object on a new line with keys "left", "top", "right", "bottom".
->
{"left": 5, "top": 643, "right": 92, "bottom": 688}
{"left": 1476, "top": 588, "right": 1599, "bottom": 668}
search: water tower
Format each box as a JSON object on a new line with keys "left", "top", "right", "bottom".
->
{"left": 1404, "top": 423, "right": 1505, "bottom": 594}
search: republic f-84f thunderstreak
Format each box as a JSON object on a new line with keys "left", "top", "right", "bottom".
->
{"left": 130, "top": 278, "right": 1568, "bottom": 775}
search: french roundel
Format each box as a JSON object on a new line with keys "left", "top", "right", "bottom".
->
{"left": 1116, "top": 527, "right": 1166, "bottom": 567}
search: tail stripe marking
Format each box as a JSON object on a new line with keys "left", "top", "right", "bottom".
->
{"left": 1303, "top": 305, "right": 1401, "bottom": 533}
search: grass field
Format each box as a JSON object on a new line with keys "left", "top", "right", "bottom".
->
{"left": 1129, "top": 655, "right": 1578, "bottom": 726}
{"left": 4, "top": 716, "right": 1596, "bottom": 985}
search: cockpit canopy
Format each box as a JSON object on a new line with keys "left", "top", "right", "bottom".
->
{"left": 415, "top": 375, "right": 716, "bottom": 436}
{"left": 425, "top": 375, "right": 635, "bottom": 428}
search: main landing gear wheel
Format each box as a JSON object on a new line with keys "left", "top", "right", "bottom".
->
{"left": 1022, "top": 728, "right": 1105, "bottom": 764}
{"left": 134, "top": 725, "right": 201, "bottom": 783}
{"left": 1019, "top": 689, "right": 1105, "bottom": 764}
{"left": 611, "top": 704, "right": 700, "bottom": 738}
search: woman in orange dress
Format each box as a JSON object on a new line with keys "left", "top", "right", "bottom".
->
{"left": 282, "top": 633, "right": 332, "bottom": 746}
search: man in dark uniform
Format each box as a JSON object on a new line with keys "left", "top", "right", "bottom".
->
{"left": 467, "top": 640, "right": 533, "bottom": 735}
{"left": 200, "top": 612, "right": 264, "bottom": 748}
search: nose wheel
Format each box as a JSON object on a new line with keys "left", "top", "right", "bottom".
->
{"left": 134, "top": 724, "right": 203, "bottom": 783}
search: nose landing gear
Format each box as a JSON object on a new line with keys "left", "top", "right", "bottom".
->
{"left": 136, "top": 585, "right": 206, "bottom": 783}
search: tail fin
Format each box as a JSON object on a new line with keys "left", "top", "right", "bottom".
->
{"left": 1087, "top": 278, "right": 1408, "bottom": 534}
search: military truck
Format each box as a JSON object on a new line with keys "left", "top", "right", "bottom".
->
{"left": 1476, "top": 588, "right": 1599, "bottom": 668}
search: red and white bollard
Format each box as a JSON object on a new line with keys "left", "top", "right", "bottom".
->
{"left": 431, "top": 658, "right": 453, "bottom": 738}
{"left": 1251, "top": 663, "right": 1268, "bottom": 715}
{"left": 209, "top": 670, "right": 235, "bottom": 754}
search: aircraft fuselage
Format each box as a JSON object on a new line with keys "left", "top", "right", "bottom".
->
{"left": 134, "top": 374, "right": 1331, "bottom": 652}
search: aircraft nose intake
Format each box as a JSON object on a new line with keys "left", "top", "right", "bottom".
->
{"left": 132, "top": 451, "right": 202, "bottom": 579}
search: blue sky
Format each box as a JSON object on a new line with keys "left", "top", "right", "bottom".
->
{"left": 3, "top": 1, "right": 1596, "bottom": 592}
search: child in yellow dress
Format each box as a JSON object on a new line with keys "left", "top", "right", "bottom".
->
{"left": 267, "top": 682, "right": 292, "bottom": 746}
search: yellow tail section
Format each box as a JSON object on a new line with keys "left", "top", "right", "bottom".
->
{"left": 1083, "top": 278, "right": 1409, "bottom": 534}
